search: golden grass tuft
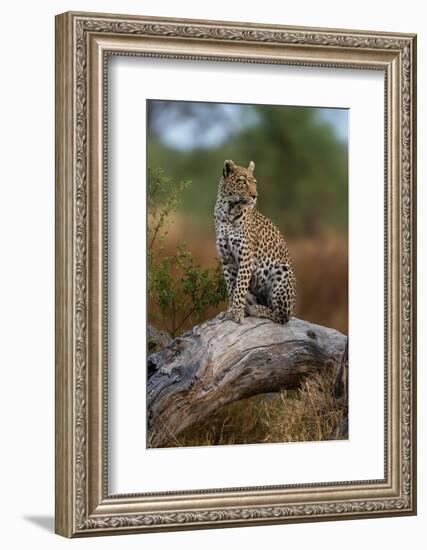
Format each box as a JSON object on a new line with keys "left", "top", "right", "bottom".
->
{"left": 161, "top": 369, "right": 347, "bottom": 448}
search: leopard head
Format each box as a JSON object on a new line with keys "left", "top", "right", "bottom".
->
{"left": 221, "top": 160, "right": 258, "bottom": 208}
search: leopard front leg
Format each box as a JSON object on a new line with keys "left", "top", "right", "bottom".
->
{"left": 222, "top": 261, "right": 237, "bottom": 303}
{"left": 224, "top": 252, "right": 252, "bottom": 323}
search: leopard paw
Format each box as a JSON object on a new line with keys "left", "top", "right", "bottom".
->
{"left": 220, "top": 308, "right": 244, "bottom": 324}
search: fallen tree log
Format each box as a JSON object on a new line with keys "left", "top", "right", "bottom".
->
{"left": 147, "top": 315, "right": 347, "bottom": 447}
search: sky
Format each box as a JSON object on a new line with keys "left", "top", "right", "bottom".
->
{"left": 150, "top": 101, "right": 348, "bottom": 151}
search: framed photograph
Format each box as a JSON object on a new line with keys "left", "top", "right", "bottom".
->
{"left": 55, "top": 11, "right": 417, "bottom": 537}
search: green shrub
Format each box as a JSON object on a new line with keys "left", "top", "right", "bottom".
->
{"left": 148, "top": 168, "right": 226, "bottom": 337}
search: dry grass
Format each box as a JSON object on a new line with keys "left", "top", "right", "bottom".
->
{"left": 291, "top": 233, "right": 348, "bottom": 334}
{"left": 161, "top": 369, "right": 347, "bottom": 448}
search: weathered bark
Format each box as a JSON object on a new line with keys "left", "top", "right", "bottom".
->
{"left": 148, "top": 323, "right": 172, "bottom": 348}
{"left": 147, "top": 315, "right": 347, "bottom": 447}
{"left": 147, "top": 324, "right": 172, "bottom": 361}
{"left": 329, "top": 340, "right": 349, "bottom": 439}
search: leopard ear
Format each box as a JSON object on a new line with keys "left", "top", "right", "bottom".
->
{"left": 248, "top": 161, "right": 255, "bottom": 173}
{"left": 223, "top": 160, "right": 235, "bottom": 177}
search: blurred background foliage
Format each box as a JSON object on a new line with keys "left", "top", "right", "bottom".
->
{"left": 148, "top": 100, "right": 348, "bottom": 236}
{"left": 147, "top": 100, "right": 348, "bottom": 336}
{"left": 147, "top": 100, "right": 348, "bottom": 447}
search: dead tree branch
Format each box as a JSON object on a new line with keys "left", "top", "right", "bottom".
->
{"left": 147, "top": 315, "right": 347, "bottom": 447}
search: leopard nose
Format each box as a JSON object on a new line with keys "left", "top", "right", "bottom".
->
{"left": 251, "top": 193, "right": 257, "bottom": 199}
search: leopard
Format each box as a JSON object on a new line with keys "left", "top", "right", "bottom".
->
{"left": 214, "top": 159, "right": 296, "bottom": 324}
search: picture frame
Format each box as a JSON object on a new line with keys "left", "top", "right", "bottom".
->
{"left": 55, "top": 11, "right": 417, "bottom": 537}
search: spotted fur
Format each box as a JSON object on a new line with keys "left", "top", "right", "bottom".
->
{"left": 214, "top": 159, "right": 296, "bottom": 324}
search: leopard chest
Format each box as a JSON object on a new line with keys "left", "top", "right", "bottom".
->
{"left": 215, "top": 220, "right": 251, "bottom": 267}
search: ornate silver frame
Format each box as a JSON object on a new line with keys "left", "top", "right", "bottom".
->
{"left": 55, "top": 11, "right": 417, "bottom": 537}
